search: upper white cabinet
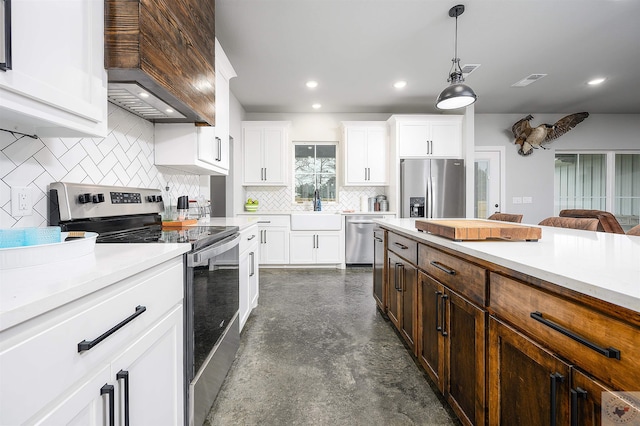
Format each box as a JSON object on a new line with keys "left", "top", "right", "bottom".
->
{"left": 389, "top": 115, "right": 463, "bottom": 158}
{"left": 341, "top": 122, "right": 388, "bottom": 186}
{"left": 242, "top": 122, "right": 290, "bottom": 186}
{"left": 155, "top": 123, "right": 229, "bottom": 175}
{"left": 154, "top": 40, "right": 235, "bottom": 175}
{"left": 0, "top": 0, "right": 108, "bottom": 137}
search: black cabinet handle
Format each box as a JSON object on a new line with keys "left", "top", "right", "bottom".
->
{"left": 393, "top": 242, "right": 408, "bottom": 250}
{"left": 249, "top": 252, "right": 255, "bottom": 277}
{"left": 100, "top": 384, "right": 115, "bottom": 426}
{"left": 549, "top": 372, "right": 564, "bottom": 426}
{"left": 374, "top": 236, "right": 383, "bottom": 243}
{"left": 78, "top": 306, "right": 146, "bottom": 352}
{"left": 435, "top": 291, "right": 442, "bottom": 332}
{"left": 0, "top": 0, "right": 11, "bottom": 71}
{"left": 430, "top": 261, "right": 456, "bottom": 275}
{"left": 117, "top": 370, "right": 130, "bottom": 426}
{"left": 398, "top": 263, "right": 405, "bottom": 291}
{"left": 394, "top": 263, "right": 402, "bottom": 291}
{"left": 530, "top": 312, "right": 620, "bottom": 359}
{"left": 215, "top": 137, "right": 222, "bottom": 162}
{"left": 441, "top": 294, "right": 448, "bottom": 337}
{"left": 247, "top": 234, "right": 256, "bottom": 241}
{"left": 570, "top": 387, "right": 588, "bottom": 426}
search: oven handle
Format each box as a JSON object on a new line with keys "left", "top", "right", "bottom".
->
{"left": 187, "top": 233, "right": 240, "bottom": 266}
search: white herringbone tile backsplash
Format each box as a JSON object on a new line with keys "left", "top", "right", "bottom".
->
{"left": 245, "top": 186, "right": 385, "bottom": 212}
{"left": 1, "top": 103, "right": 200, "bottom": 228}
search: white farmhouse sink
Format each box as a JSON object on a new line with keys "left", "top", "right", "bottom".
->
{"left": 290, "top": 212, "right": 343, "bottom": 231}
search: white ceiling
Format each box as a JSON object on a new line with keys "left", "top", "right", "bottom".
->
{"left": 214, "top": 0, "right": 640, "bottom": 115}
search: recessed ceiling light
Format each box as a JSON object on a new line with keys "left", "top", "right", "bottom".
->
{"left": 139, "top": 92, "right": 150, "bottom": 98}
{"left": 306, "top": 81, "right": 318, "bottom": 89}
{"left": 312, "top": 103, "right": 322, "bottom": 109}
{"left": 166, "top": 109, "right": 174, "bottom": 113}
{"left": 394, "top": 81, "right": 407, "bottom": 89}
{"left": 588, "top": 78, "right": 606, "bottom": 85}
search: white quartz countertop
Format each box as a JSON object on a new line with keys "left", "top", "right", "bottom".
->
{"left": 0, "top": 243, "right": 191, "bottom": 332}
{"left": 198, "top": 216, "right": 260, "bottom": 230}
{"left": 377, "top": 218, "right": 640, "bottom": 313}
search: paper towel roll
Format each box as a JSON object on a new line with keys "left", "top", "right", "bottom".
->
{"left": 360, "top": 195, "right": 369, "bottom": 212}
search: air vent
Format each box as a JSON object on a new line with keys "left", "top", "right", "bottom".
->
{"left": 460, "top": 64, "right": 480, "bottom": 76}
{"left": 512, "top": 74, "right": 548, "bottom": 87}
{"left": 108, "top": 83, "right": 186, "bottom": 120}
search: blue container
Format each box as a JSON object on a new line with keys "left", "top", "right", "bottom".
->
{"left": 0, "top": 229, "right": 26, "bottom": 248}
{"left": 24, "top": 227, "right": 62, "bottom": 246}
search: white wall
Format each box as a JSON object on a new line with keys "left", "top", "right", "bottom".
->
{"left": 474, "top": 113, "right": 640, "bottom": 224}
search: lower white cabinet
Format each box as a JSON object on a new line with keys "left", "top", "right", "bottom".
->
{"left": 257, "top": 216, "right": 290, "bottom": 264}
{"left": 0, "top": 257, "right": 185, "bottom": 426}
{"left": 239, "top": 224, "right": 260, "bottom": 331}
{"left": 290, "top": 231, "right": 342, "bottom": 264}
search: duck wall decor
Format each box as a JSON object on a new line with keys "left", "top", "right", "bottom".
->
{"left": 511, "top": 112, "right": 589, "bottom": 156}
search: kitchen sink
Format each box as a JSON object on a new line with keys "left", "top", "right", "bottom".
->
{"left": 290, "top": 212, "right": 343, "bottom": 230}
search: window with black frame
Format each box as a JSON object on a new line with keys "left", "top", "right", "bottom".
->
{"left": 294, "top": 143, "right": 337, "bottom": 203}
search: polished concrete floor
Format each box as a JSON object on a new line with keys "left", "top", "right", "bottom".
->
{"left": 205, "top": 268, "right": 459, "bottom": 426}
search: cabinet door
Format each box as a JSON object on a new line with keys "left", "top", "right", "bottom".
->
{"left": 239, "top": 249, "right": 251, "bottom": 330}
{"left": 365, "top": 128, "right": 388, "bottom": 185}
{"left": 30, "top": 365, "right": 112, "bottom": 426}
{"left": 289, "top": 233, "right": 316, "bottom": 264}
{"left": 315, "top": 233, "right": 342, "bottom": 263}
{"left": 260, "top": 228, "right": 289, "bottom": 264}
{"left": 263, "top": 128, "right": 286, "bottom": 184}
{"left": 418, "top": 271, "right": 445, "bottom": 392}
{"left": 248, "top": 248, "right": 260, "bottom": 309}
{"left": 570, "top": 369, "right": 634, "bottom": 426}
{"left": 446, "top": 289, "right": 486, "bottom": 426}
{"left": 0, "top": 0, "right": 107, "bottom": 137}
{"left": 197, "top": 126, "right": 217, "bottom": 165}
{"left": 111, "top": 306, "right": 184, "bottom": 426}
{"left": 345, "top": 127, "right": 369, "bottom": 184}
{"left": 243, "top": 128, "right": 264, "bottom": 184}
{"left": 387, "top": 252, "right": 402, "bottom": 329}
{"left": 489, "top": 318, "right": 571, "bottom": 426}
{"left": 399, "top": 260, "right": 417, "bottom": 354}
{"left": 430, "top": 121, "right": 462, "bottom": 158}
{"left": 398, "top": 122, "right": 430, "bottom": 157}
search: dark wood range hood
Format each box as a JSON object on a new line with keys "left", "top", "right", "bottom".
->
{"left": 105, "top": 0, "right": 216, "bottom": 124}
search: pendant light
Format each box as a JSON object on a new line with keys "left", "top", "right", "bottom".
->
{"left": 436, "top": 4, "right": 477, "bottom": 110}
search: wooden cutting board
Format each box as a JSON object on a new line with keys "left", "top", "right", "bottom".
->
{"left": 415, "top": 219, "right": 541, "bottom": 242}
{"left": 162, "top": 219, "right": 198, "bottom": 228}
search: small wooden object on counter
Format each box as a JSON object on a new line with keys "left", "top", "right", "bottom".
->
{"left": 416, "top": 219, "right": 541, "bottom": 242}
{"left": 162, "top": 219, "right": 198, "bottom": 228}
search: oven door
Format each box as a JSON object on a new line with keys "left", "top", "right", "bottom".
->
{"left": 185, "top": 232, "right": 240, "bottom": 426}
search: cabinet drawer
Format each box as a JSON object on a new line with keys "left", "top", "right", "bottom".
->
{"left": 257, "top": 215, "right": 290, "bottom": 227}
{"left": 419, "top": 244, "right": 486, "bottom": 306}
{"left": 0, "top": 259, "right": 183, "bottom": 424}
{"left": 388, "top": 232, "right": 418, "bottom": 264}
{"left": 239, "top": 225, "right": 259, "bottom": 255}
{"left": 489, "top": 272, "right": 640, "bottom": 391}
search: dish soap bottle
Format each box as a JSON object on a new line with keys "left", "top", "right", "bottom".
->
{"left": 313, "top": 190, "right": 322, "bottom": 211}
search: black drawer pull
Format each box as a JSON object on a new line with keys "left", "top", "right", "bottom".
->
{"left": 549, "top": 372, "right": 564, "bottom": 426}
{"left": 247, "top": 234, "right": 256, "bottom": 240}
{"left": 117, "top": 370, "right": 130, "bottom": 426}
{"left": 393, "top": 242, "right": 408, "bottom": 250}
{"left": 430, "top": 261, "right": 456, "bottom": 275}
{"left": 100, "top": 384, "right": 115, "bottom": 426}
{"left": 570, "top": 387, "right": 588, "bottom": 426}
{"left": 530, "top": 312, "right": 620, "bottom": 359}
{"left": 78, "top": 305, "right": 147, "bottom": 352}
{"left": 435, "top": 291, "right": 442, "bottom": 332}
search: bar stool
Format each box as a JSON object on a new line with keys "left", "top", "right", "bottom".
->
{"left": 538, "top": 217, "right": 599, "bottom": 231}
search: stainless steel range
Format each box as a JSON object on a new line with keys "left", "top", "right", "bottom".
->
{"left": 49, "top": 182, "right": 240, "bottom": 426}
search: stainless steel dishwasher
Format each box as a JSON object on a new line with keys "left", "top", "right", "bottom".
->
{"left": 345, "top": 215, "right": 384, "bottom": 265}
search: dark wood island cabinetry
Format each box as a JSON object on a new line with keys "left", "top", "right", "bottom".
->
{"left": 376, "top": 220, "right": 640, "bottom": 426}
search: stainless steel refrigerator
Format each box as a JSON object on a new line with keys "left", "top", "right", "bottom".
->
{"left": 400, "top": 158, "right": 465, "bottom": 218}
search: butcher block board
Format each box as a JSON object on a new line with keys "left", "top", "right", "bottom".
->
{"left": 162, "top": 219, "right": 197, "bottom": 228}
{"left": 416, "top": 219, "right": 541, "bottom": 242}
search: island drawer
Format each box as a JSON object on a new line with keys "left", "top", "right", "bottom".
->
{"left": 388, "top": 232, "right": 418, "bottom": 264}
{"left": 419, "top": 244, "right": 486, "bottom": 306}
{"left": 489, "top": 272, "right": 640, "bottom": 391}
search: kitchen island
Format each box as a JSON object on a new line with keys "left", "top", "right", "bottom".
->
{"left": 375, "top": 218, "right": 639, "bottom": 426}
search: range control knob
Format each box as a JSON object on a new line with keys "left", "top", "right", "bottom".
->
{"left": 78, "top": 193, "right": 92, "bottom": 204}
{"left": 93, "top": 194, "right": 105, "bottom": 203}
{"left": 156, "top": 195, "right": 163, "bottom": 202}
{"left": 146, "top": 195, "right": 155, "bottom": 202}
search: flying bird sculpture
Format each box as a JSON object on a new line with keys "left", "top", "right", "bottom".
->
{"left": 511, "top": 112, "right": 589, "bottom": 156}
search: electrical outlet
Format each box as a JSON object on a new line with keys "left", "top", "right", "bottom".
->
{"left": 512, "top": 197, "right": 522, "bottom": 204}
{"left": 523, "top": 196, "right": 533, "bottom": 204}
{"left": 11, "top": 187, "right": 33, "bottom": 216}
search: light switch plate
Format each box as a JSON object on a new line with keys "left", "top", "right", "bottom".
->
{"left": 11, "top": 187, "right": 33, "bottom": 216}
{"left": 523, "top": 197, "right": 533, "bottom": 204}
{"left": 512, "top": 197, "right": 522, "bottom": 204}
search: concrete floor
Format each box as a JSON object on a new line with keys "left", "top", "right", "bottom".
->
{"left": 205, "top": 268, "right": 459, "bottom": 426}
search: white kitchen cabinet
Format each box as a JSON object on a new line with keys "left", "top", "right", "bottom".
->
{"left": 289, "top": 231, "right": 342, "bottom": 264}
{"left": 389, "top": 115, "right": 463, "bottom": 158}
{"left": 0, "top": 0, "right": 108, "bottom": 137}
{"left": 0, "top": 257, "right": 184, "bottom": 426}
{"left": 242, "top": 122, "right": 290, "bottom": 185}
{"left": 239, "top": 224, "right": 260, "bottom": 331}
{"left": 256, "top": 216, "right": 290, "bottom": 264}
{"left": 341, "top": 122, "right": 388, "bottom": 186}
{"left": 155, "top": 123, "right": 229, "bottom": 175}
{"left": 214, "top": 39, "right": 236, "bottom": 164}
